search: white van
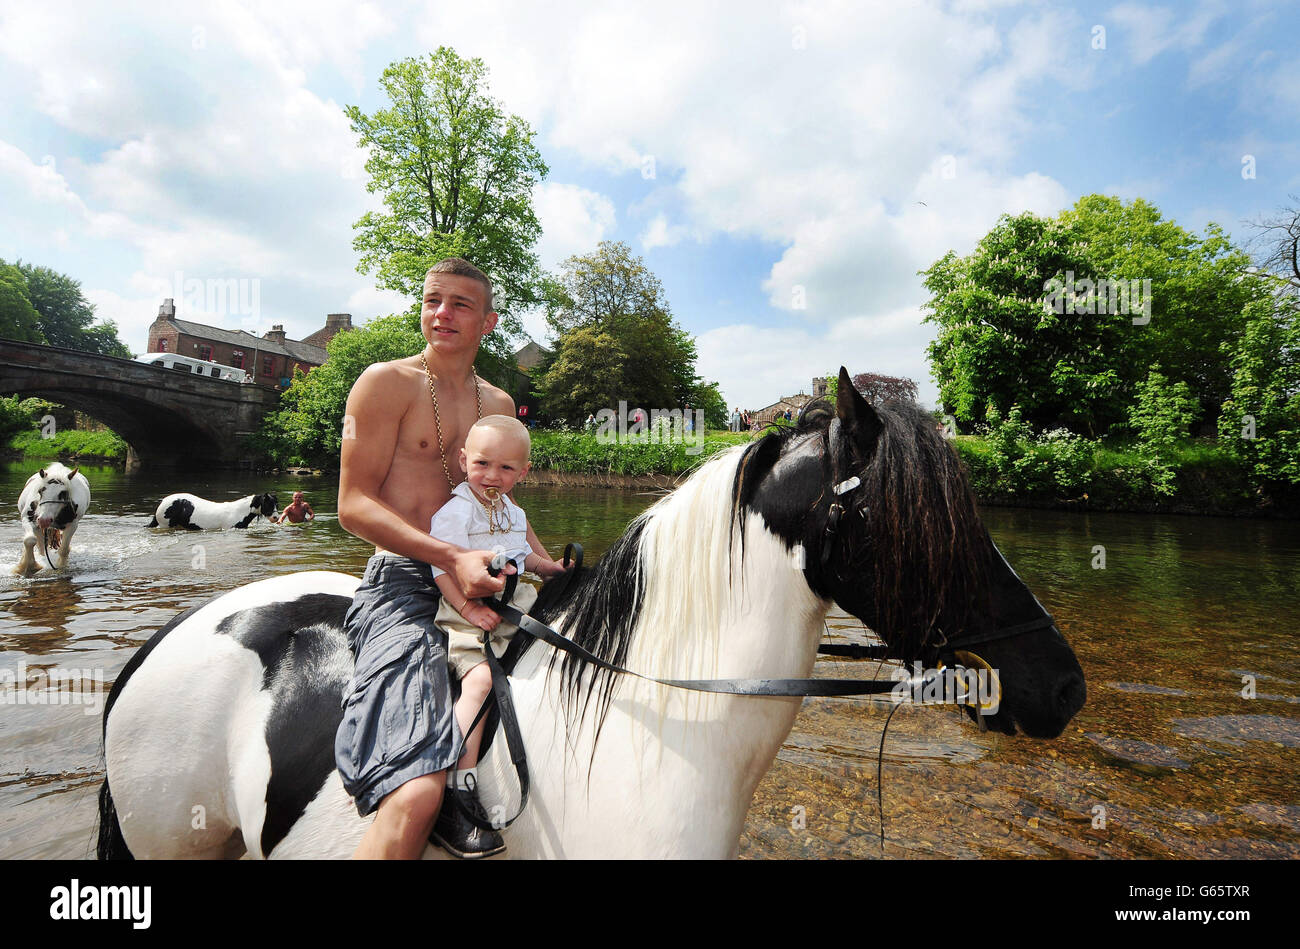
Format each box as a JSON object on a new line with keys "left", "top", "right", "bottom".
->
{"left": 136, "top": 352, "right": 251, "bottom": 383}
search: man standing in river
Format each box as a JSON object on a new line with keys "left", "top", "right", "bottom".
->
{"left": 334, "top": 257, "right": 565, "bottom": 859}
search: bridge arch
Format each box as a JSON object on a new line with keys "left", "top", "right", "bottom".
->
{"left": 0, "top": 340, "right": 280, "bottom": 469}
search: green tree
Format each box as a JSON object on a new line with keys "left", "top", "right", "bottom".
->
{"left": 346, "top": 48, "right": 548, "bottom": 366}
{"left": 1062, "top": 195, "right": 1260, "bottom": 424}
{"left": 923, "top": 196, "right": 1265, "bottom": 437}
{"left": 539, "top": 241, "right": 707, "bottom": 424}
{"left": 689, "top": 379, "right": 728, "bottom": 430}
{"left": 0, "top": 259, "right": 132, "bottom": 356}
{"left": 0, "top": 264, "right": 44, "bottom": 343}
{"left": 537, "top": 328, "right": 629, "bottom": 424}
{"left": 255, "top": 314, "right": 425, "bottom": 465}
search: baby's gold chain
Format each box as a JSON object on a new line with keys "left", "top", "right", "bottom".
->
{"left": 478, "top": 488, "right": 510, "bottom": 534}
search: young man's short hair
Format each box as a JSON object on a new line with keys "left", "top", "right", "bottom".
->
{"left": 426, "top": 258, "right": 494, "bottom": 313}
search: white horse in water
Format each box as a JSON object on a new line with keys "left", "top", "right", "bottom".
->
{"left": 147, "top": 492, "right": 278, "bottom": 530}
{"left": 99, "top": 374, "right": 1086, "bottom": 859}
{"left": 15, "top": 463, "right": 90, "bottom": 575}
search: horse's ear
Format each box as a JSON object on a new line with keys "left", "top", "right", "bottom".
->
{"left": 835, "top": 367, "right": 882, "bottom": 444}
{"left": 69, "top": 467, "right": 79, "bottom": 481}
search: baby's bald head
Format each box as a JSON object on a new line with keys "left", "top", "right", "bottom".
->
{"left": 466, "top": 414, "right": 531, "bottom": 460}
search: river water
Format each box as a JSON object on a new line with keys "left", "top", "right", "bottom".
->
{"left": 1, "top": 461, "right": 1297, "bottom": 859}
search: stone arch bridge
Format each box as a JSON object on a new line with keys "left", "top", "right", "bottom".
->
{"left": 0, "top": 340, "right": 281, "bottom": 469}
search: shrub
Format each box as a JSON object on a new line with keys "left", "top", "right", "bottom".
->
{"left": 978, "top": 406, "right": 1093, "bottom": 496}
{"left": 1128, "top": 366, "right": 1198, "bottom": 495}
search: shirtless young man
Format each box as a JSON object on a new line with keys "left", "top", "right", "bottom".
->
{"left": 334, "top": 257, "right": 566, "bottom": 859}
{"left": 272, "top": 491, "right": 314, "bottom": 523}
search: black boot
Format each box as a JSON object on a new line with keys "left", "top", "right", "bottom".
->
{"left": 430, "top": 776, "right": 506, "bottom": 859}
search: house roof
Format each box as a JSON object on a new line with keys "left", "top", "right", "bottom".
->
{"left": 752, "top": 392, "right": 814, "bottom": 416}
{"left": 170, "top": 318, "right": 327, "bottom": 365}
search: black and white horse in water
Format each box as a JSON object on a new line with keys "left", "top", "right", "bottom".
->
{"left": 148, "top": 492, "right": 278, "bottom": 530}
{"left": 99, "top": 373, "right": 1086, "bottom": 859}
{"left": 15, "top": 463, "right": 90, "bottom": 575}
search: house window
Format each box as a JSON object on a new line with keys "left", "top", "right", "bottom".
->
{"left": 199, "top": 344, "right": 212, "bottom": 361}
{"left": 230, "top": 351, "right": 244, "bottom": 369}
{"left": 262, "top": 355, "right": 274, "bottom": 377}
{"left": 157, "top": 339, "right": 168, "bottom": 353}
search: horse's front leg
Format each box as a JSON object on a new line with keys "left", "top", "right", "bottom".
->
{"left": 14, "top": 533, "right": 39, "bottom": 575}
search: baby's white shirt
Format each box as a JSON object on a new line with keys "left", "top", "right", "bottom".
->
{"left": 428, "top": 482, "right": 530, "bottom": 578}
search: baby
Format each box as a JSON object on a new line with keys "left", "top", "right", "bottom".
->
{"left": 428, "top": 414, "right": 563, "bottom": 855}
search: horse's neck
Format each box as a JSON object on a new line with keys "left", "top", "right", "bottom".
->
{"left": 500, "top": 496, "right": 828, "bottom": 857}
{"left": 630, "top": 514, "right": 826, "bottom": 683}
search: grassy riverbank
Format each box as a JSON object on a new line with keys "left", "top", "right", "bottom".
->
{"left": 529, "top": 425, "right": 1291, "bottom": 516}
{"left": 7, "top": 429, "right": 128, "bottom": 464}
{"left": 952, "top": 434, "right": 1289, "bottom": 515}
{"left": 529, "top": 428, "right": 752, "bottom": 477}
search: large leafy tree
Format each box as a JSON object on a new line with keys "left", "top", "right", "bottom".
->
{"left": 1061, "top": 195, "right": 1259, "bottom": 425}
{"left": 538, "top": 241, "right": 721, "bottom": 426}
{"left": 0, "top": 264, "right": 44, "bottom": 343}
{"left": 346, "top": 48, "right": 548, "bottom": 366}
{"left": 923, "top": 196, "right": 1265, "bottom": 437}
{"left": 0, "top": 259, "right": 131, "bottom": 356}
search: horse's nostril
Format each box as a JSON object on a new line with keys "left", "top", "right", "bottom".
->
{"left": 1057, "top": 675, "right": 1086, "bottom": 718}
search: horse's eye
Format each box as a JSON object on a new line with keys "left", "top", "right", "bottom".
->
{"left": 59, "top": 491, "right": 68, "bottom": 500}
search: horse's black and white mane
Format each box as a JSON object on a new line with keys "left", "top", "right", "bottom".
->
{"left": 530, "top": 395, "right": 995, "bottom": 735}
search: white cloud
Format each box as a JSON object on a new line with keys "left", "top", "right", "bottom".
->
{"left": 532, "top": 182, "right": 616, "bottom": 271}
{"left": 344, "top": 284, "right": 413, "bottom": 321}
{"left": 1107, "top": 2, "right": 1223, "bottom": 66}
{"left": 4, "top": 0, "right": 1271, "bottom": 413}
{"left": 408, "top": 0, "right": 1083, "bottom": 364}
{"left": 639, "top": 214, "right": 688, "bottom": 251}
{"left": 0, "top": 5, "right": 419, "bottom": 352}
{"left": 697, "top": 306, "right": 943, "bottom": 411}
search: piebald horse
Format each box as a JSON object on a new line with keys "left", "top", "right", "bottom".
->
{"left": 147, "top": 492, "right": 278, "bottom": 530}
{"left": 98, "top": 373, "right": 1086, "bottom": 859}
{"left": 15, "top": 463, "right": 90, "bottom": 575}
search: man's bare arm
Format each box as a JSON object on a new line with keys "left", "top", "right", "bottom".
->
{"left": 337, "top": 363, "right": 508, "bottom": 597}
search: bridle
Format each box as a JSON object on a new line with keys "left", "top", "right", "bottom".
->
{"left": 34, "top": 492, "right": 78, "bottom": 571}
{"left": 811, "top": 414, "right": 1058, "bottom": 726}
{"left": 439, "top": 418, "right": 1062, "bottom": 840}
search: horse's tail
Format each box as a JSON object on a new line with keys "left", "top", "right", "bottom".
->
{"left": 146, "top": 516, "right": 157, "bottom": 527}
{"left": 96, "top": 778, "right": 133, "bottom": 860}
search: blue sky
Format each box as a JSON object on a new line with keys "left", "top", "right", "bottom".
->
{"left": 1, "top": 0, "right": 1296, "bottom": 409}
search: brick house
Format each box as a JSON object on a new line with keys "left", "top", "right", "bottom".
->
{"left": 145, "top": 299, "right": 351, "bottom": 388}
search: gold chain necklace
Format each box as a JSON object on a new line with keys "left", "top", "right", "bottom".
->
{"left": 421, "top": 352, "right": 482, "bottom": 493}
{"left": 476, "top": 487, "right": 509, "bottom": 534}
